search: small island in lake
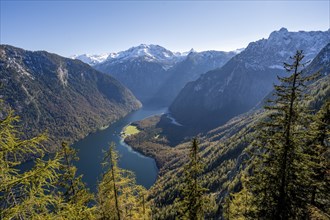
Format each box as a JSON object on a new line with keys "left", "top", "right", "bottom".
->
{"left": 121, "top": 124, "right": 140, "bottom": 138}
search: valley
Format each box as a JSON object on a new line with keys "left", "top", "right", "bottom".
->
{"left": 1, "top": 26, "right": 329, "bottom": 219}
{"left": 73, "top": 105, "right": 166, "bottom": 191}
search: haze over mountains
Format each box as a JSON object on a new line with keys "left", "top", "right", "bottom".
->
{"left": 1, "top": 25, "right": 330, "bottom": 219}
{"left": 170, "top": 28, "right": 330, "bottom": 132}
{"left": 2, "top": 28, "right": 328, "bottom": 149}
{"left": 147, "top": 44, "right": 330, "bottom": 217}
{"left": 73, "top": 44, "right": 238, "bottom": 105}
{"left": 72, "top": 28, "right": 329, "bottom": 134}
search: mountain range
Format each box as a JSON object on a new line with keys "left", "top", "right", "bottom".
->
{"left": 125, "top": 42, "right": 330, "bottom": 219}
{"left": 73, "top": 44, "right": 238, "bottom": 105}
{"left": 1, "top": 26, "right": 329, "bottom": 218}
{"left": 169, "top": 28, "right": 330, "bottom": 132}
{"left": 4, "top": 28, "right": 328, "bottom": 152}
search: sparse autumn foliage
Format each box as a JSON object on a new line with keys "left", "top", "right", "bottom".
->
{"left": 55, "top": 142, "right": 95, "bottom": 219}
{"left": 0, "top": 105, "right": 93, "bottom": 219}
{"left": 96, "top": 143, "right": 151, "bottom": 220}
{"left": 0, "top": 107, "right": 61, "bottom": 219}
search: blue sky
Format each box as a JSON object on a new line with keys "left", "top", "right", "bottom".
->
{"left": 1, "top": 1, "right": 329, "bottom": 57}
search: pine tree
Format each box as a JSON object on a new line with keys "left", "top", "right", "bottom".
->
{"left": 307, "top": 100, "right": 330, "bottom": 216}
{"left": 249, "top": 50, "right": 318, "bottom": 219}
{"left": 177, "top": 138, "right": 208, "bottom": 220}
{"left": 96, "top": 143, "right": 151, "bottom": 219}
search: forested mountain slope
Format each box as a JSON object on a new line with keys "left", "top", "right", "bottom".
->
{"left": 153, "top": 50, "right": 236, "bottom": 105}
{"left": 0, "top": 45, "right": 141, "bottom": 152}
{"left": 170, "top": 28, "right": 330, "bottom": 132}
{"left": 125, "top": 44, "right": 330, "bottom": 218}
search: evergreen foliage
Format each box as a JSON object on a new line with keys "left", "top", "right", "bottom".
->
{"left": 176, "top": 138, "right": 209, "bottom": 220}
{"left": 1, "top": 47, "right": 329, "bottom": 219}
{"left": 221, "top": 50, "right": 330, "bottom": 220}
{"left": 248, "top": 50, "right": 319, "bottom": 219}
{"left": 0, "top": 101, "right": 151, "bottom": 219}
{"left": 307, "top": 100, "right": 330, "bottom": 216}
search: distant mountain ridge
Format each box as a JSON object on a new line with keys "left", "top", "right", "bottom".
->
{"left": 0, "top": 44, "right": 141, "bottom": 152}
{"left": 71, "top": 44, "right": 187, "bottom": 67}
{"left": 80, "top": 44, "right": 239, "bottom": 104}
{"left": 71, "top": 53, "right": 111, "bottom": 66}
{"left": 132, "top": 43, "right": 330, "bottom": 219}
{"left": 153, "top": 50, "right": 237, "bottom": 105}
{"left": 169, "top": 28, "right": 330, "bottom": 132}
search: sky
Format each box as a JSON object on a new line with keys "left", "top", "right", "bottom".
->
{"left": 0, "top": 1, "right": 329, "bottom": 57}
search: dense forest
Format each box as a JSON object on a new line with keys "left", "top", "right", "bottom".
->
{"left": 1, "top": 50, "right": 329, "bottom": 219}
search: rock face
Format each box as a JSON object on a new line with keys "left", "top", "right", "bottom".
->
{"left": 0, "top": 45, "right": 141, "bottom": 151}
{"left": 170, "top": 28, "right": 330, "bottom": 132}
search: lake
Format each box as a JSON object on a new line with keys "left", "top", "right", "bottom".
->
{"left": 20, "top": 106, "right": 167, "bottom": 192}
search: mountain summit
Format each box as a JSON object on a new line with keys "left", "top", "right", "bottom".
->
{"left": 169, "top": 28, "right": 330, "bottom": 132}
{"left": 72, "top": 44, "right": 185, "bottom": 68}
{"left": 92, "top": 44, "right": 237, "bottom": 104}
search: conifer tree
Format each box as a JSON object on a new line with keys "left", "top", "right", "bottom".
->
{"left": 249, "top": 50, "right": 318, "bottom": 219}
{"left": 55, "top": 142, "right": 95, "bottom": 219}
{"left": 224, "top": 174, "right": 256, "bottom": 220}
{"left": 0, "top": 107, "right": 62, "bottom": 219}
{"left": 178, "top": 138, "right": 208, "bottom": 220}
{"left": 96, "top": 143, "right": 151, "bottom": 219}
{"left": 307, "top": 100, "right": 330, "bottom": 215}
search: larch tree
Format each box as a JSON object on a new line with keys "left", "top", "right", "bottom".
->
{"left": 96, "top": 143, "right": 150, "bottom": 220}
{"left": 54, "top": 142, "right": 95, "bottom": 219}
{"left": 225, "top": 173, "right": 256, "bottom": 220}
{"left": 0, "top": 106, "right": 62, "bottom": 219}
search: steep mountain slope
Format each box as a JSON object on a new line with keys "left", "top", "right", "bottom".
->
{"left": 170, "top": 28, "right": 330, "bottom": 132}
{"left": 93, "top": 44, "right": 184, "bottom": 104}
{"left": 153, "top": 50, "right": 237, "bottom": 105}
{"left": 125, "top": 43, "right": 330, "bottom": 219}
{"left": 0, "top": 45, "right": 141, "bottom": 152}
{"left": 89, "top": 44, "right": 237, "bottom": 106}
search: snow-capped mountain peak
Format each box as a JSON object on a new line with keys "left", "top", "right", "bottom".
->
{"left": 72, "top": 44, "right": 245, "bottom": 68}
{"left": 114, "top": 44, "right": 177, "bottom": 62}
{"left": 71, "top": 53, "right": 111, "bottom": 66}
{"left": 240, "top": 28, "right": 330, "bottom": 70}
{"left": 71, "top": 44, "right": 187, "bottom": 67}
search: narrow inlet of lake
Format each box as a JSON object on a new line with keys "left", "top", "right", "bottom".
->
{"left": 73, "top": 106, "right": 167, "bottom": 192}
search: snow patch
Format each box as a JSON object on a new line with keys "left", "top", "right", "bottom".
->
{"left": 269, "top": 64, "right": 284, "bottom": 69}
{"left": 166, "top": 114, "right": 183, "bottom": 126}
{"left": 71, "top": 53, "right": 111, "bottom": 65}
{"left": 233, "top": 48, "right": 245, "bottom": 54}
